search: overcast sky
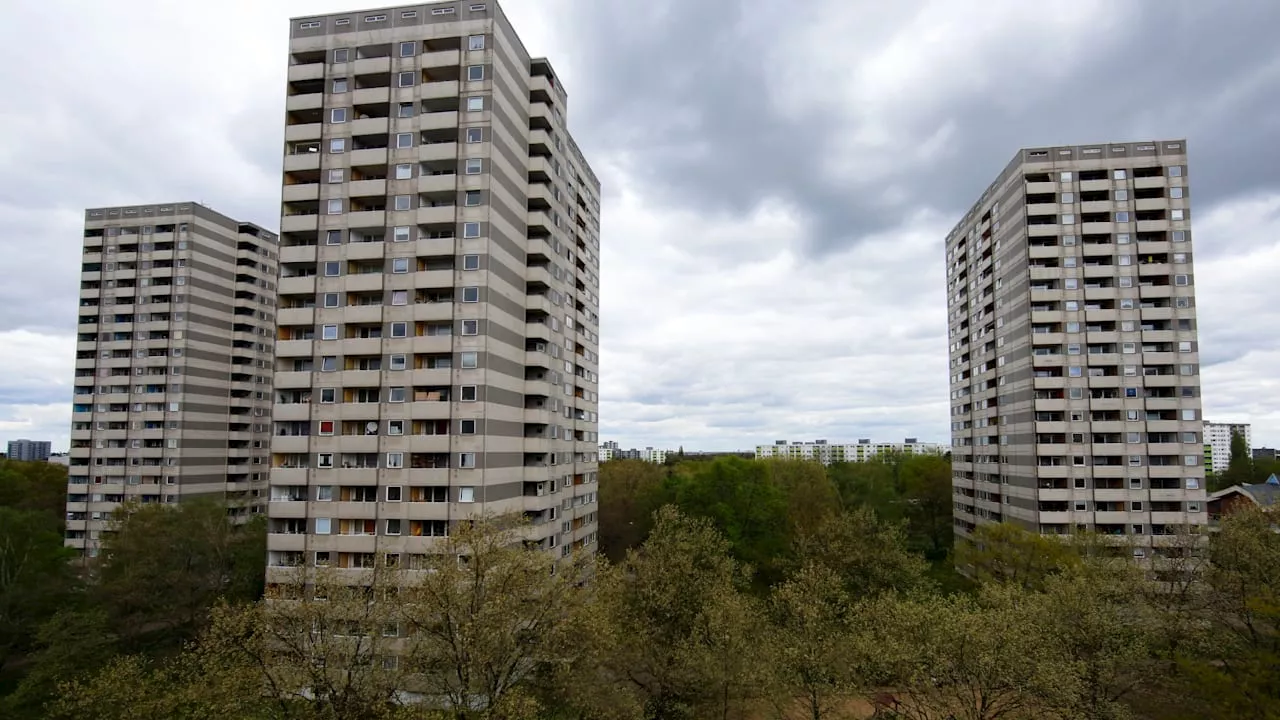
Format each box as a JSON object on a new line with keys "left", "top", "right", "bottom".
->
{"left": 2, "top": 0, "right": 1279, "bottom": 453}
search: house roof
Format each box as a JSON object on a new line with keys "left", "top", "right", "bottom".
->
{"left": 1211, "top": 480, "right": 1280, "bottom": 508}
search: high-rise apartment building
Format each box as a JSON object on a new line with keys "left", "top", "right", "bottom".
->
{"left": 1204, "top": 421, "right": 1251, "bottom": 474}
{"left": 269, "top": 2, "right": 601, "bottom": 579}
{"left": 68, "top": 203, "right": 278, "bottom": 556}
{"left": 947, "top": 140, "right": 1207, "bottom": 553}
{"left": 7, "top": 439, "right": 52, "bottom": 462}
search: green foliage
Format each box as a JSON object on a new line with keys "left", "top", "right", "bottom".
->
{"left": 955, "top": 522, "right": 1083, "bottom": 591}
{"left": 96, "top": 499, "right": 266, "bottom": 652}
{"left": 599, "top": 506, "right": 764, "bottom": 720}
{"left": 598, "top": 459, "right": 670, "bottom": 562}
{"left": 794, "top": 508, "right": 932, "bottom": 598}
{"left": 0, "top": 507, "right": 77, "bottom": 674}
{"left": 0, "top": 459, "right": 69, "bottom": 521}
{"left": 1216, "top": 430, "right": 1255, "bottom": 490}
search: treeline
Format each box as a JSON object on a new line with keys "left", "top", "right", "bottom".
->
{"left": 3, "top": 456, "right": 1278, "bottom": 719}
{"left": 0, "top": 459, "right": 264, "bottom": 718}
{"left": 599, "top": 454, "right": 958, "bottom": 588}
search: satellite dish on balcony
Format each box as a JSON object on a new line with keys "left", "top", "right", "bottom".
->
{"left": 366, "top": 422, "right": 378, "bottom": 435}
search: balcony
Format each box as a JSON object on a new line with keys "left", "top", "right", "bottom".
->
{"left": 352, "top": 87, "right": 391, "bottom": 105}
{"left": 419, "top": 142, "right": 458, "bottom": 162}
{"left": 422, "top": 80, "right": 460, "bottom": 99}
{"left": 349, "top": 148, "right": 389, "bottom": 166}
{"left": 285, "top": 94, "right": 323, "bottom": 111}
{"left": 419, "top": 110, "right": 459, "bottom": 131}
{"left": 287, "top": 63, "right": 325, "bottom": 81}
{"left": 346, "top": 210, "right": 387, "bottom": 228}
{"left": 282, "top": 183, "right": 320, "bottom": 202}
{"left": 281, "top": 214, "right": 318, "bottom": 232}
{"left": 350, "top": 117, "right": 390, "bottom": 136}
{"left": 353, "top": 56, "right": 392, "bottom": 75}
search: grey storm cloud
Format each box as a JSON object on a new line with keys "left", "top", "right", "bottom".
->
{"left": 560, "top": 0, "right": 1280, "bottom": 258}
{"left": 3, "top": 0, "right": 1280, "bottom": 452}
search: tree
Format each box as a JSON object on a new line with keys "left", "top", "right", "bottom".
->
{"left": 599, "top": 507, "right": 764, "bottom": 720}
{"left": 1, "top": 610, "right": 119, "bottom": 719}
{"left": 1180, "top": 506, "right": 1280, "bottom": 719}
{"left": 827, "top": 460, "right": 902, "bottom": 523}
{"left": 0, "top": 507, "right": 77, "bottom": 675}
{"left": 0, "top": 460, "right": 69, "bottom": 521}
{"left": 765, "top": 563, "right": 873, "bottom": 720}
{"left": 668, "top": 456, "right": 791, "bottom": 587}
{"left": 1035, "top": 562, "right": 1164, "bottom": 720}
{"left": 598, "top": 459, "right": 670, "bottom": 562}
{"left": 1214, "top": 430, "right": 1254, "bottom": 491}
{"left": 899, "top": 454, "right": 954, "bottom": 560}
{"left": 95, "top": 500, "right": 266, "bottom": 651}
{"left": 868, "top": 588, "right": 1059, "bottom": 720}
{"left": 955, "top": 522, "right": 1082, "bottom": 591}
{"left": 793, "top": 508, "right": 931, "bottom": 599}
{"left": 397, "top": 517, "right": 598, "bottom": 718}
{"left": 764, "top": 459, "right": 842, "bottom": 543}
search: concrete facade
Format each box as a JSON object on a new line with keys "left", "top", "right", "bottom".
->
{"left": 68, "top": 203, "right": 278, "bottom": 556}
{"left": 1203, "top": 421, "right": 1251, "bottom": 474}
{"left": 7, "top": 439, "right": 52, "bottom": 462}
{"left": 946, "top": 140, "right": 1207, "bottom": 552}
{"left": 756, "top": 439, "right": 949, "bottom": 465}
{"left": 269, "top": 1, "right": 601, "bottom": 580}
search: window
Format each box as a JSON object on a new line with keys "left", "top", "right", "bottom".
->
{"left": 1173, "top": 253, "right": 1187, "bottom": 263}
{"left": 1169, "top": 165, "right": 1183, "bottom": 177}
{"left": 461, "top": 287, "right": 480, "bottom": 303}
{"left": 1065, "top": 278, "right": 1077, "bottom": 289}
{"left": 1068, "top": 387, "right": 1083, "bottom": 399}
{"left": 461, "top": 320, "right": 478, "bottom": 335}
{"left": 470, "top": 3, "right": 487, "bottom": 10}
{"left": 399, "top": 41, "right": 416, "bottom": 57}
{"left": 1123, "top": 365, "right": 1137, "bottom": 376}
{"left": 316, "top": 518, "right": 331, "bottom": 535}
{"left": 461, "top": 385, "right": 477, "bottom": 402}
{"left": 462, "top": 254, "right": 480, "bottom": 270}
{"left": 317, "top": 486, "right": 333, "bottom": 501}
{"left": 393, "top": 226, "right": 410, "bottom": 242}
{"left": 364, "top": 14, "right": 386, "bottom": 22}
{"left": 1178, "top": 340, "right": 1192, "bottom": 352}
{"left": 467, "top": 65, "right": 484, "bottom": 81}
{"left": 398, "top": 102, "right": 414, "bottom": 118}
{"left": 1170, "top": 187, "right": 1184, "bottom": 199}
{"left": 1127, "top": 432, "right": 1142, "bottom": 443}
{"left": 460, "top": 351, "right": 478, "bottom": 368}
{"left": 391, "top": 290, "right": 408, "bottom": 306}
{"left": 386, "top": 452, "right": 404, "bottom": 469}
{"left": 458, "top": 486, "right": 476, "bottom": 504}
{"left": 388, "top": 387, "right": 406, "bottom": 403}
{"left": 1113, "top": 169, "right": 1127, "bottom": 180}
{"left": 329, "top": 138, "right": 346, "bottom": 153}
{"left": 431, "top": 6, "right": 456, "bottom": 14}
{"left": 1128, "top": 455, "right": 1142, "bottom": 467}
{"left": 333, "top": 49, "right": 349, "bottom": 63}
{"left": 1063, "top": 256, "right": 1076, "bottom": 268}
{"left": 1172, "top": 209, "right": 1185, "bottom": 221}
{"left": 458, "top": 453, "right": 476, "bottom": 469}
{"left": 390, "top": 321, "right": 408, "bottom": 338}
{"left": 1127, "top": 410, "right": 1139, "bottom": 421}
{"left": 398, "top": 71, "right": 416, "bottom": 87}
{"left": 327, "top": 169, "right": 344, "bottom": 184}
{"left": 465, "top": 158, "right": 483, "bottom": 174}
{"left": 465, "top": 128, "right": 483, "bottom": 143}
{"left": 300, "top": 20, "right": 322, "bottom": 29}
{"left": 326, "top": 229, "right": 342, "bottom": 244}
{"left": 460, "top": 419, "right": 477, "bottom": 434}
{"left": 321, "top": 356, "right": 337, "bottom": 371}
{"left": 319, "top": 420, "right": 335, "bottom": 436}
{"left": 395, "top": 163, "right": 413, "bottom": 180}
{"left": 389, "top": 354, "right": 406, "bottom": 371}
{"left": 1114, "top": 211, "right": 1129, "bottom": 222}
{"left": 394, "top": 195, "right": 412, "bottom": 211}
{"left": 1130, "top": 501, "right": 1144, "bottom": 512}
{"left": 468, "top": 35, "right": 485, "bottom": 50}
{"left": 1066, "top": 322, "right": 1080, "bottom": 333}
{"left": 321, "top": 324, "right": 338, "bottom": 340}
{"left": 463, "top": 222, "right": 480, "bottom": 238}
{"left": 1067, "top": 343, "right": 1081, "bottom": 355}
{"left": 1060, "top": 192, "right": 1074, "bottom": 203}
{"left": 1118, "top": 276, "right": 1133, "bottom": 288}
{"left": 330, "top": 108, "right": 347, "bottom": 123}
{"left": 1060, "top": 171, "right": 1072, "bottom": 182}
{"left": 323, "top": 292, "right": 340, "bottom": 308}
{"left": 1174, "top": 274, "right": 1189, "bottom": 286}
{"left": 332, "top": 77, "right": 348, "bottom": 93}
{"left": 1184, "top": 454, "right": 1200, "bottom": 466}
{"left": 1122, "top": 342, "right": 1136, "bottom": 354}
{"left": 401, "top": 9, "right": 417, "bottom": 17}
{"left": 387, "top": 486, "right": 403, "bottom": 504}
{"left": 1073, "top": 500, "right": 1087, "bottom": 512}
{"left": 1061, "top": 214, "right": 1075, "bottom": 225}
{"left": 1120, "top": 298, "right": 1135, "bottom": 309}
{"left": 1065, "top": 300, "right": 1079, "bottom": 311}
{"left": 388, "top": 420, "right": 404, "bottom": 436}
{"left": 391, "top": 257, "right": 409, "bottom": 273}
{"left": 318, "top": 453, "right": 334, "bottom": 468}
{"left": 320, "top": 388, "right": 336, "bottom": 403}
{"left": 1117, "top": 232, "right": 1131, "bottom": 244}
{"left": 1068, "top": 366, "right": 1082, "bottom": 377}
{"left": 1182, "top": 431, "right": 1199, "bottom": 443}
{"left": 466, "top": 96, "right": 484, "bottom": 112}
{"left": 396, "top": 132, "right": 413, "bottom": 148}
{"left": 464, "top": 190, "right": 482, "bottom": 206}
{"left": 323, "top": 261, "right": 341, "bottom": 276}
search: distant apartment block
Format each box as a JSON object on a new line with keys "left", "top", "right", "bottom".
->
{"left": 598, "top": 442, "right": 667, "bottom": 463}
{"left": 68, "top": 203, "right": 278, "bottom": 556}
{"left": 6, "top": 439, "right": 52, "bottom": 462}
{"left": 947, "top": 140, "right": 1206, "bottom": 550}
{"left": 755, "top": 438, "right": 949, "bottom": 465}
{"left": 268, "top": 1, "right": 601, "bottom": 580}
{"left": 1203, "top": 421, "right": 1251, "bottom": 474}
